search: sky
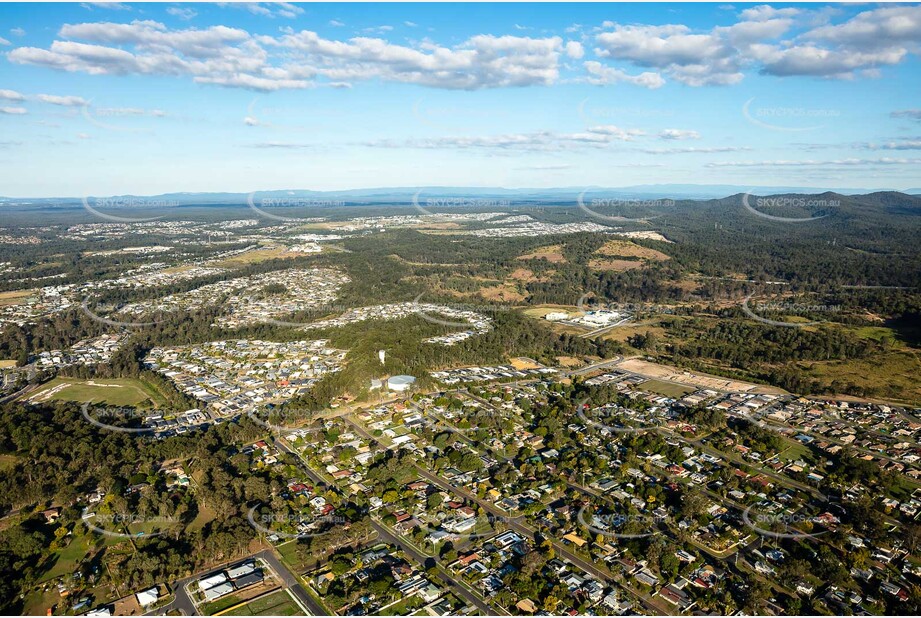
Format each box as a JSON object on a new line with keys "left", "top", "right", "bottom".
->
{"left": 0, "top": 1, "right": 919, "bottom": 197}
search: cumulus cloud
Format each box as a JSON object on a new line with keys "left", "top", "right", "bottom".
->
{"left": 8, "top": 5, "right": 919, "bottom": 93}
{"left": 583, "top": 60, "right": 665, "bottom": 88}
{"left": 565, "top": 41, "right": 584, "bottom": 59}
{"left": 36, "top": 94, "right": 90, "bottom": 106}
{"left": 166, "top": 7, "right": 198, "bottom": 21}
{"left": 0, "top": 89, "right": 25, "bottom": 101}
{"left": 739, "top": 5, "right": 801, "bottom": 22}
{"left": 81, "top": 2, "right": 131, "bottom": 10}
{"left": 806, "top": 5, "right": 921, "bottom": 48}
{"left": 218, "top": 2, "right": 304, "bottom": 19}
{"left": 591, "top": 5, "right": 920, "bottom": 86}
{"left": 594, "top": 23, "right": 746, "bottom": 86}
{"left": 658, "top": 129, "right": 701, "bottom": 140}
{"left": 10, "top": 20, "right": 575, "bottom": 91}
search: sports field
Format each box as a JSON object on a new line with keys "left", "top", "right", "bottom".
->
{"left": 25, "top": 377, "right": 167, "bottom": 408}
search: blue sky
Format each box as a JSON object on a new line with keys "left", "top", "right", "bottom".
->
{"left": 0, "top": 2, "right": 919, "bottom": 196}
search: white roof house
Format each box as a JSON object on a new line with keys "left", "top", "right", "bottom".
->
{"left": 135, "top": 587, "right": 159, "bottom": 607}
{"left": 203, "top": 582, "right": 234, "bottom": 601}
{"left": 199, "top": 573, "right": 228, "bottom": 590}
{"left": 227, "top": 561, "right": 256, "bottom": 579}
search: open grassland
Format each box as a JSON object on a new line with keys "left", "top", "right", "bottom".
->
{"left": 36, "top": 533, "right": 122, "bottom": 584}
{"left": 25, "top": 377, "right": 168, "bottom": 408}
{"left": 211, "top": 246, "right": 308, "bottom": 267}
{"left": 797, "top": 350, "right": 921, "bottom": 406}
{"left": 517, "top": 244, "right": 567, "bottom": 263}
{"left": 587, "top": 258, "right": 645, "bottom": 272}
{"left": 639, "top": 379, "right": 695, "bottom": 398}
{"left": 601, "top": 323, "right": 667, "bottom": 345}
{"left": 594, "top": 239, "right": 670, "bottom": 261}
{"left": 521, "top": 304, "right": 579, "bottom": 319}
{"left": 186, "top": 502, "right": 218, "bottom": 533}
{"left": 589, "top": 239, "right": 670, "bottom": 272}
{"left": 0, "top": 289, "right": 34, "bottom": 306}
{"left": 0, "top": 359, "right": 17, "bottom": 368}
{"left": 223, "top": 590, "right": 300, "bottom": 616}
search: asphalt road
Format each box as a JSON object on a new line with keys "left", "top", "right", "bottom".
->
{"left": 147, "top": 549, "right": 324, "bottom": 616}
{"left": 412, "top": 466, "right": 675, "bottom": 616}
{"left": 256, "top": 548, "right": 326, "bottom": 616}
{"left": 369, "top": 519, "right": 503, "bottom": 615}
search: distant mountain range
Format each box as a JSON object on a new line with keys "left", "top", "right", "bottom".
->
{"left": 2, "top": 184, "right": 920, "bottom": 206}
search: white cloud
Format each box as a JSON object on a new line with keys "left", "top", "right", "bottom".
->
{"left": 565, "top": 41, "right": 584, "bottom": 59}
{"left": 0, "top": 106, "right": 27, "bottom": 115}
{"left": 594, "top": 23, "right": 747, "bottom": 86}
{"left": 404, "top": 21, "right": 418, "bottom": 28}
{"left": 806, "top": 5, "right": 921, "bottom": 48}
{"left": 218, "top": 2, "right": 304, "bottom": 19}
{"left": 77, "top": 132, "right": 92, "bottom": 139}
{"left": 861, "top": 139, "right": 921, "bottom": 151}
{"left": 0, "top": 89, "right": 25, "bottom": 101}
{"left": 11, "top": 27, "right": 25, "bottom": 37}
{"left": 36, "top": 94, "right": 90, "bottom": 106}
{"left": 10, "top": 21, "right": 574, "bottom": 91}
{"left": 752, "top": 44, "right": 906, "bottom": 78}
{"left": 166, "top": 7, "right": 198, "bottom": 21}
{"left": 365, "top": 125, "right": 645, "bottom": 151}
{"left": 329, "top": 20, "right": 345, "bottom": 27}
{"left": 0, "top": 36, "right": 10, "bottom": 46}
{"left": 658, "top": 129, "right": 701, "bottom": 140}
{"left": 592, "top": 5, "right": 919, "bottom": 85}
{"left": 81, "top": 2, "right": 131, "bottom": 10}
{"left": 583, "top": 60, "right": 665, "bottom": 89}
{"left": 739, "top": 5, "right": 801, "bottom": 22}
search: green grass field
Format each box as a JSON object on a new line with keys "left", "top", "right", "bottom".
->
{"left": 775, "top": 441, "right": 813, "bottom": 463}
{"left": 186, "top": 503, "right": 217, "bottom": 533}
{"left": 27, "top": 377, "right": 168, "bottom": 408}
{"left": 201, "top": 592, "right": 245, "bottom": 615}
{"left": 640, "top": 379, "right": 695, "bottom": 398}
{"left": 36, "top": 533, "right": 121, "bottom": 584}
{"left": 274, "top": 540, "right": 308, "bottom": 572}
{"left": 222, "top": 590, "right": 300, "bottom": 616}
{"left": 0, "top": 289, "right": 34, "bottom": 307}
{"left": 798, "top": 348, "right": 921, "bottom": 406}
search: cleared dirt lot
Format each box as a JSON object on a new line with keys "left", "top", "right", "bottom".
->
{"left": 617, "top": 358, "right": 786, "bottom": 394}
